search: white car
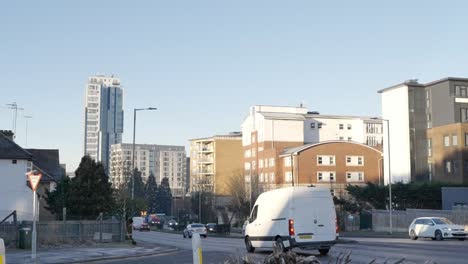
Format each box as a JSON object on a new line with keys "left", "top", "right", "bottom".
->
{"left": 183, "top": 223, "right": 207, "bottom": 238}
{"left": 408, "top": 217, "right": 467, "bottom": 241}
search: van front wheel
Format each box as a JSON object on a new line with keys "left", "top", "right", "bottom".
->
{"left": 245, "top": 237, "right": 255, "bottom": 253}
{"left": 319, "top": 248, "right": 330, "bottom": 255}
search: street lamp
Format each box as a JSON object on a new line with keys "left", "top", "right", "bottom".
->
{"left": 131, "top": 107, "right": 157, "bottom": 200}
{"left": 372, "top": 117, "right": 392, "bottom": 234}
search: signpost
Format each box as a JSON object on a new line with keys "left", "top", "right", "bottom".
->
{"left": 26, "top": 171, "right": 42, "bottom": 262}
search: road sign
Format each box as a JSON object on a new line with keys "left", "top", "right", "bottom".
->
{"left": 26, "top": 171, "right": 42, "bottom": 191}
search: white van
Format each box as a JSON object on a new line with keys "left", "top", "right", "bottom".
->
{"left": 243, "top": 186, "right": 338, "bottom": 255}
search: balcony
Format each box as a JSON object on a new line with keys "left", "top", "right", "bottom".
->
{"left": 196, "top": 169, "right": 214, "bottom": 174}
{"left": 198, "top": 158, "right": 214, "bottom": 163}
{"left": 199, "top": 147, "right": 213, "bottom": 153}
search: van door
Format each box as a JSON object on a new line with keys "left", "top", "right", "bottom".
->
{"left": 293, "top": 198, "right": 317, "bottom": 243}
{"left": 247, "top": 205, "right": 262, "bottom": 247}
{"left": 293, "top": 196, "right": 335, "bottom": 244}
{"left": 312, "top": 197, "right": 336, "bottom": 242}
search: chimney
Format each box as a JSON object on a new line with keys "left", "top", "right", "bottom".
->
{"left": 0, "top": 130, "right": 14, "bottom": 141}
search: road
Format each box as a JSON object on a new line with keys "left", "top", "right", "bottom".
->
{"left": 104, "top": 231, "right": 468, "bottom": 264}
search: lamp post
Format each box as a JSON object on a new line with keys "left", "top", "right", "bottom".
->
{"left": 131, "top": 107, "right": 157, "bottom": 200}
{"left": 372, "top": 118, "right": 392, "bottom": 234}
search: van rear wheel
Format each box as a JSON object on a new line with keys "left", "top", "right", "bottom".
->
{"left": 319, "top": 248, "right": 330, "bottom": 255}
{"left": 275, "top": 237, "right": 286, "bottom": 252}
{"left": 245, "top": 237, "right": 255, "bottom": 253}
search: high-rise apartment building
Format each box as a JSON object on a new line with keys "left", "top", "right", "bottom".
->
{"left": 379, "top": 77, "right": 468, "bottom": 184}
{"left": 189, "top": 133, "right": 243, "bottom": 196}
{"left": 241, "top": 105, "right": 383, "bottom": 192}
{"left": 83, "top": 75, "right": 123, "bottom": 172}
{"left": 109, "top": 144, "right": 186, "bottom": 197}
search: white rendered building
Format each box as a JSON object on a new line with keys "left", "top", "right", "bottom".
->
{"left": 110, "top": 144, "right": 187, "bottom": 197}
{"left": 241, "top": 105, "right": 383, "bottom": 191}
{"left": 83, "top": 75, "right": 124, "bottom": 172}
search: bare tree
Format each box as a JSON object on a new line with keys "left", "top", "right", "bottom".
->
{"left": 226, "top": 170, "right": 251, "bottom": 225}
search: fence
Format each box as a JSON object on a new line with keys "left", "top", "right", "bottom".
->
{"left": 372, "top": 208, "right": 468, "bottom": 232}
{"left": 0, "top": 220, "right": 124, "bottom": 247}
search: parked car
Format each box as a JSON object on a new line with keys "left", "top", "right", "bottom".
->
{"left": 206, "top": 223, "right": 217, "bottom": 232}
{"left": 168, "top": 219, "right": 178, "bottom": 228}
{"left": 409, "top": 217, "right": 466, "bottom": 241}
{"left": 183, "top": 223, "right": 207, "bottom": 238}
{"left": 243, "top": 186, "right": 338, "bottom": 255}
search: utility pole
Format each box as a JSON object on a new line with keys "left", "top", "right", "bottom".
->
{"left": 6, "top": 102, "right": 24, "bottom": 140}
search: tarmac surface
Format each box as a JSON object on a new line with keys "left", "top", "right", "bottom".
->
{"left": 1, "top": 232, "right": 404, "bottom": 264}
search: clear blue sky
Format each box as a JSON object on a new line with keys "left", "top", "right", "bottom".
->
{"left": 1, "top": 1, "right": 468, "bottom": 171}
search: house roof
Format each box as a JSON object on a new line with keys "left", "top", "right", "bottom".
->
{"left": 279, "top": 141, "right": 383, "bottom": 157}
{"left": 378, "top": 77, "right": 468, "bottom": 94}
{"left": 258, "top": 112, "right": 306, "bottom": 121}
{"left": 26, "top": 149, "right": 63, "bottom": 183}
{"left": 0, "top": 133, "right": 33, "bottom": 160}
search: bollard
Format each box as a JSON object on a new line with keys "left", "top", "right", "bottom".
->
{"left": 191, "top": 233, "right": 202, "bottom": 264}
{"left": 0, "top": 238, "right": 5, "bottom": 264}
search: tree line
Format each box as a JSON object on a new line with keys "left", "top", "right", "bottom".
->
{"left": 45, "top": 155, "right": 172, "bottom": 220}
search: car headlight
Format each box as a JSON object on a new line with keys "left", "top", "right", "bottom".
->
{"left": 442, "top": 228, "right": 452, "bottom": 231}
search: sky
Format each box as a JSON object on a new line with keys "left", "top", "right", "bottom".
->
{"left": 1, "top": 1, "right": 468, "bottom": 172}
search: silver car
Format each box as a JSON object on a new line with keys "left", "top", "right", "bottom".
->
{"left": 183, "top": 223, "right": 207, "bottom": 238}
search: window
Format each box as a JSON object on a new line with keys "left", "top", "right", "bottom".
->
{"left": 339, "top": 137, "right": 344, "bottom": 140}
{"left": 12, "top": 159, "right": 17, "bottom": 164}
{"left": 456, "top": 85, "right": 468, "bottom": 97}
{"left": 259, "top": 173, "right": 264, "bottom": 182}
{"left": 461, "top": 108, "right": 468, "bottom": 123}
{"left": 465, "top": 133, "right": 468, "bottom": 146}
{"left": 347, "top": 137, "right": 352, "bottom": 141}
{"left": 310, "top": 122, "right": 316, "bottom": 129}
{"left": 259, "top": 159, "right": 263, "bottom": 168}
{"left": 452, "top": 135, "right": 458, "bottom": 146}
{"left": 454, "top": 160, "right": 460, "bottom": 174}
{"left": 346, "top": 156, "right": 364, "bottom": 166}
{"left": 428, "top": 163, "right": 433, "bottom": 181}
{"left": 317, "top": 155, "right": 335, "bottom": 165}
{"left": 269, "top": 158, "right": 275, "bottom": 167}
{"left": 270, "top": 173, "right": 275, "bottom": 182}
{"left": 427, "top": 113, "right": 432, "bottom": 128}
{"left": 426, "top": 90, "right": 431, "bottom": 108}
{"left": 445, "top": 161, "right": 452, "bottom": 173}
{"left": 444, "top": 136, "right": 450, "bottom": 147}
{"left": 244, "top": 163, "right": 251, "bottom": 170}
{"left": 317, "top": 171, "right": 336, "bottom": 182}
{"left": 318, "top": 123, "right": 322, "bottom": 129}
{"left": 250, "top": 205, "right": 258, "bottom": 222}
{"left": 284, "top": 156, "right": 292, "bottom": 167}
{"left": 347, "top": 124, "right": 352, "bottom": 130}
{"left": 285, "top": 172, "right": 293, "bottom": 182}
{"left": 339, "top": 124, "right": 344, "bottom": 130}
{"left": 427, "top": 139, "right": 432, "bottom": 157}
{"left": 346, "top": 172, "right": 364, "bottom": 182}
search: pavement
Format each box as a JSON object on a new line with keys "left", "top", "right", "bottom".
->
{"left": 2, "top": 231, "right": 403, "bottom": 264}
{"left": 4, "top": 242, "right": 177, "bottom": 264}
